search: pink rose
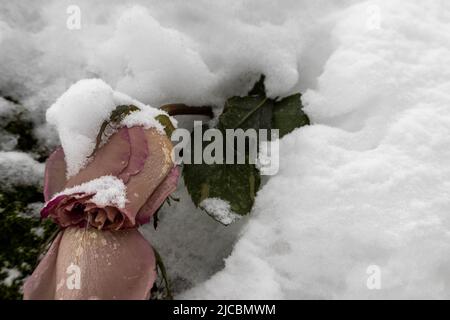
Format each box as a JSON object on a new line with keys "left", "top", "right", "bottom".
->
{"left": 23, "top": 126, "right": 179, "bottom": 300}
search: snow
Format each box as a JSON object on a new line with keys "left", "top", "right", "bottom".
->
{"left": 0, "top": 97, "right": 14, "bottom": 117}
{"left": 54, "top": 175, "right": 127, "bottom": 209}
{"left": 1, "top": 268, "right": 21, "bottom": 287}
{"left": 0, "top": 98, "right": 20, "bottom": 151}
{"left": 21, "top": 202, "right": 43, "bottom": 219}
{"left": 46, "top": 79, "right": 117, "bottom": 177}
{"left": 119, "top": 102, "right": 171, "bottom": 132}
{"left": 141, "top": 179, "right": 247, "bottom": 294}
{"left": 199, "top": 198, "right": 241, "bottom": 226}
{"left": 1, "top": 0, "right": 450, "bottom": 299}
{"left": 31, "top": 227, "right": 45, "bottom": 238}
{"left": 182, "top": 1, "right": 450, "bottom": 299}
{"left": 0, "top": 151, "right": 44, "bottom": 189}
{"left": 46, "top": 79, "right": 170, "bottom": 177}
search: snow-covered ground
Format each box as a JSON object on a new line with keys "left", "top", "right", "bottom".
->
{"left": 2, "top": 0, "right": 450, "bottom": 299}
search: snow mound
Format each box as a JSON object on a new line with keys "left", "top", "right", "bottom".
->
{"left": 182, "top": 0, "right": 450, "bottom": 299}
{"left": 46, "top": 79, "right": 170, "bottom": 177}
{"left": 0, "top": 97, "right": 14, "bottom": 117}
{"left": 0, "top": 151, "right": 44, "bottom": 189}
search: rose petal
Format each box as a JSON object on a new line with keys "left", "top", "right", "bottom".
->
{"left": 105, "top": 206, "right": 117, "bottom": 222}
{"left": 92, "top": 210, "right": 107, "bottom": 229}
{"left": 23, "top": 227, "right": 156, "bottom": 300}
{"left": 41, "top": 194, "right": 69, "bottom": 219}
{"left": 44, "top": 147, "right": 67, "bottom": 202}
{"left": 125, "top": 129, "right": 174, "bottom": 220}
{"left": 136, "top": 166, "right": 180, "bottom": 225}
{"left": 41, "top": 128, "right": 177, "bottom": 230}
{"left": 118, "top": 126, "right": 149, "bottom": 183}
{"left": 23, "top": 232, "right": 63, "bottom": 299}
{"left": 65, "top": 128, "right": 131, "bottom": 188}
{"left": 41, "top": 193, "right": 133, "bottom": 230}
{"left": 42, "top": 194, "right": 91, "bottom": 226}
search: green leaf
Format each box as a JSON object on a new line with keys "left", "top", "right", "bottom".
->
{"left": 272, "top": 93, "right": 310, "bottom": 138}
{"left": 183, "top": 162, "right": 260, "bottom": 218}
{"left": 182, "top": 76, "right": 309, "bottom": 224}
{"left": 89, "top": 105, "right": 140, "bottom": 157}
{"left": 110, "top": 105, "right": 140, "bottom": 122}
{"left": 155, "top": 114, "right": 176, "bottom": 138}
{"left": 219, "top": 96, "right": 273, "bottom": 132}
{"left": 248, "top": 74, "right": 266, "bottom": 96}
{"left": 183, "top": 77, "right": 270, "bottom": 221}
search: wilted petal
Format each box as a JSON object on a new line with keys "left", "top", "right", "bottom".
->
{"left": 92, "top": 210, "right": 107, "bottom": 229}
{"left": 44, "top": 147, "right": 67, "bottom": 202}
{"left": 105, "top": 206, "right": 117, "bottom": 222}
{"left": 23, "top": 232, "right": 63, "bottom": 299}
{"left": 42, "top": 194, "right": 90, "bottom": 227}
{"left": 65, "top": 128, "right": 131, "bottom": 188}
{"left": 24, "top": 227, "right": 156, "bottom": 300}
{"left": 136, "top": 166, "right": 180, "bottom": 225}
{"left": 118, "top": 126, "right": 149, "bottom": 183}
{"left": 41, "top": 194, "right": 71, "bottom": 219}
{"left": 125, "top": 129, "right": 174, "bottom": 219}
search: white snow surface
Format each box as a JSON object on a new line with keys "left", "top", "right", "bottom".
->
{"left": 199, "top": 198, "right": 241, "bottom": 226}
{"left": 54, "top": 175, "right": 127, "bottom": 209}
{"left": 1, "top": 0, "right": 450, "bottom": 299}
{"left": 0, "top": 151, "right": 44, "bottom": 189}
{"left": 181, "top": 1, "right": 450, "bottom": 299}
{"left": 46, "top": 79, "right": 169, "bottom": 177}
{"left": 1, "top": 268, "right": 21, "bottom": 287}
{"left": 0, "top": 97, "right": 14, "bottom": 117}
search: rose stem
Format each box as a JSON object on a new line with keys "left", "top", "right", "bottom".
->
{"left": 160, "top": 104, "right": 214, "bottom": 118}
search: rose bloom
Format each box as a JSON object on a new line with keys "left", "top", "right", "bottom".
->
{"left": 23, "top": 126, "right": 179, "bottom": 300}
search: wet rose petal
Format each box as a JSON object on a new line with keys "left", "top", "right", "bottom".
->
{"left": 42, "top": 128, "right": 176, "bottom": 230}
{"left": 125, "top": 129, "right": 174, "bottom": 217}
{"left": 24, "top": 227, "right": 156, "bottom": 300}
{"left": 44, "top": 147, "right": 67, "bottom": 202}
{"left": 136, "top": 166, "right": 180, "bottom": 225}
{"left": 118, "top": 126, "right": 149, "bottom": 183}
{"left": 65, "top": 128, "right": 131, "bottom": 188}
{"left": 29, "top": 125, "right": 180, "bottom": 300}
{"left": 41, "top": 194, "right": 67, "bottom": 219}
{"left": 23, "top": 232, "right": 63, "bottom": 300}
{"left": 105, "top": 206, "right": 117, "bottom": 222}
